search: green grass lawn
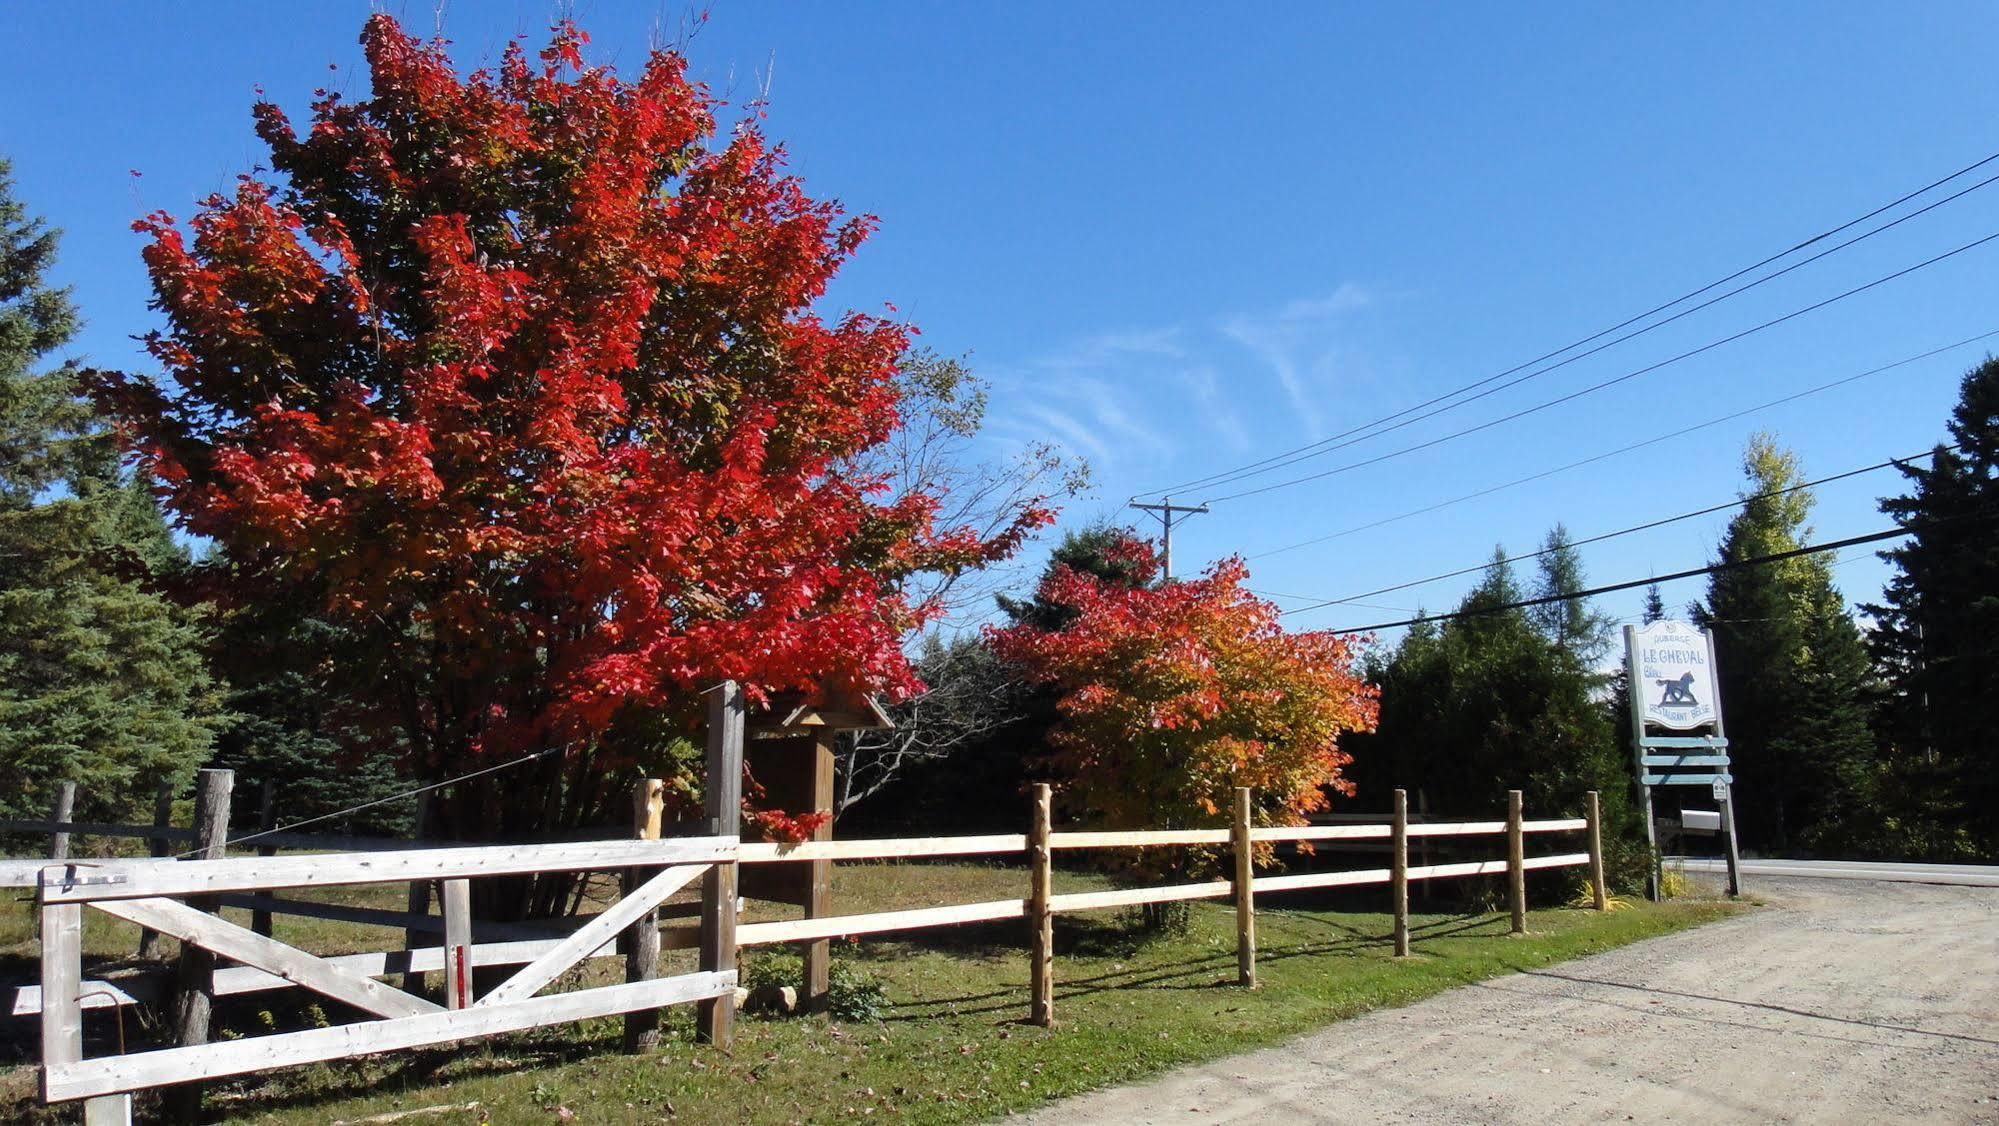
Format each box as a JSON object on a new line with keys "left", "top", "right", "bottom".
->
{"left": 0, "top": 861, "right": 1736, "bottom": 1124}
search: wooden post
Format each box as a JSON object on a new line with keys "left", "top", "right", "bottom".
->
{"left": 401, "top": 795, "right": 434, "bottom": 994}
{"left": 252, "top": 779, "right": 278, "bottom": 937}
{"left": 1232, "top": 786, "right": 1256, "bottom": 987}
{"left": 1391, "top": 788, "right": 1410, "bottom": 956}
{"left": 1624, "top": 624, "right": 1663, "bottom": 901}
{"left": 801, "top": 732, "right": 835, "bottom": 1013}
{"left": 1506, "top": 789, "right": 1526, "bottom": 935}
{"left": 697, "top": 680, "right": 743, "bottom": 1047}
{"left": 42, "top": 897, "right": 132, "bottom": 1123}
{"left": 1585, "top": 790, "right": 1609, "bottom": 910}
{"left": 623, "top": 778, "right": 666, "bottom": 1052}
{"left": 137, "top": 780, "right": 174, "bottom": 958}
{"left": 47, "top": 781, "right": 76, "bottom": 861}
{"left": 1705, "top": 630, "right": 1743, "bottom": 899}
{"left": 1028, "top": 783, "right": 1054, "bottom": 1026}
{"left": 165, "top": 767, "right": 232, "bottom": 1122}
{"left": 442, "top": 878, "right": 473, "bottom": 1009}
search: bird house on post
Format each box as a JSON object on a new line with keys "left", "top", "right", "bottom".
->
{"left": 743, "top": 687, "right": 893, "bottom": 1012}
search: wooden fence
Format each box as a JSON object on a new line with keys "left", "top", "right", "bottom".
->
{"left": 11, "top": 687, "right": 1607, "bottom": 1123}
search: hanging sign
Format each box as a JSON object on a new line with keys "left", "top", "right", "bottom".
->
{"left": 1629, "top": 619, "right": 1720, "bottom": 730}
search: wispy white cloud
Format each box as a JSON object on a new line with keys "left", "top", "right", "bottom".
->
{"left": 1219, "top": 283, "right": 1374, "bottom": 441}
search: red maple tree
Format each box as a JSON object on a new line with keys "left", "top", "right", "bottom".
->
{"left": 989, "top": 536, "right": 1377, "bottom": 877}
{"left": 95, "top": 16, "right": 1050, "bottom": 870}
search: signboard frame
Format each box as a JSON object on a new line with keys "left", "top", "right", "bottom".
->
{"left": 1623, "top": 622, "right": 1741, "bottom": 899}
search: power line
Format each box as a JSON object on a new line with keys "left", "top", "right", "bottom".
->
{"left": 1133, "top": 146, "right": 1999, "bottom": 501}
{"left": 1208, "top": 228, "right": 1999, "bottom": 502}
{"left": 1322, "top": 524, "right": 1934, "bottom": 637}
{"left": 1277, "top": 444, "right": 1956, "bottom": 616}
{"left": 1245, "top": 328, "right": 1999, "bottom": 559}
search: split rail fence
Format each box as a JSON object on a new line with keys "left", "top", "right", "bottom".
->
{"left": 11, "top": 682, "right": 1610, "bottom": 1123}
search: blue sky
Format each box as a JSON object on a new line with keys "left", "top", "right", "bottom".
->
{"left": 4, "top": 2, "right": 1995, "bottom": 647}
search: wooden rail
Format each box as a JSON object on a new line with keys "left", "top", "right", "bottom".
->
{"left": 25, "top": 772, "right": 1608, "bottom": 1117}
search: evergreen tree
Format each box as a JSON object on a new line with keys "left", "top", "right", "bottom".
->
{"left": 1532, "top": 523, "right": 1613, "bottom": 666}
{"left": 1865, "top": 357, "right": 1999, "bottom": 858}
{"left": 0, "top": 158, "right": 222, "bottom": 822}
{"left": 1698, "top": 434, "right": 1875, "bottom": 853}
{"left": 996, "top": 522, "right": 1153, "bottom": 630}
{"left": 1353, "top": 544, "right": 1647, "bottom": 890}
{"left": 1641, "top": 584, "right": 1667, "bottom": 624}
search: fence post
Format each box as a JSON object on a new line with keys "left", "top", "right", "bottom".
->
{"left": 442, "top": 878, "right": 473, "bottom": 1009}
{"left": 1506, "top": 789, "right": 1526, "bottom": 935}
{"left": 401, "top": 795, "right": 434, "bottom": 995}
{"left": 165, "top": 767, "right": 232, "bottom": 1122}
{"left": 252, "top": 778, "right": 278, "bottom": 937}
{"left": 624, "top": 778, "right": 666, "bottom": 1052}
{"left": 1232, "top": 786, "right": 1257, "bottom": 987}
{"left": 1585, "top": 791, "right": 1609, "bottom": 911}
{"left": 1392, "top": 788, "right": 1410, "bottom": 957}
{"left": 697, "top": 680, "right": 743, "bottom": 1047}
{"left": 136, "top": 780, "right": 174, "bottom": 958}
{"left": 47, "top": 781, "right": 76, "bottom": 862}
{"left": 1029, "top": 783, "right": 1054, "bottom": 1026}
{"left": 42, "top": 895, "right": 132, "bottom": 1125}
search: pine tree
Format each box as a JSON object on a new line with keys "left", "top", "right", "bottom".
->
{"left": 0, "top": 158, "right": 221, "bottom": 822}
{"left": 1354, "top": 544, "right": 1647, "bottom": 890}
{"left": 1532, "top": 523, "right": 1613, "bottom": 666}
{"left": 1642, "top": 584, "right": 1667, "bottom": 624}
{"left": 1698, "top": 434, "right": 1875, "bottom": 853}
{"left": 1865, "top": 357, "right": 1999, "bottom": 858}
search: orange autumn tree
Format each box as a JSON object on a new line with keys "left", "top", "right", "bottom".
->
{"left": 989, "top": 534, "right": 1378, "bottom": 881}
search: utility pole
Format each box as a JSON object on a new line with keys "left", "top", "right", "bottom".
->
{"left": 1129, "top": 496, "right": 1209, "bottom": 580}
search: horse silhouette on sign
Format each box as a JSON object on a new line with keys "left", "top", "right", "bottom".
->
{"left": 1655, "top": 672, "right": 1699, "bottom": 707}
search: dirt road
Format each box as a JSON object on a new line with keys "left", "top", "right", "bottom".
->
{"left": 1020, "top": 878, "right": 1999, "bottom": 1124}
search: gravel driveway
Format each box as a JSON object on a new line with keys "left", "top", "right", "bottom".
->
{"left": 1018, "top": 877, "right": 1999, "bottom": 1124}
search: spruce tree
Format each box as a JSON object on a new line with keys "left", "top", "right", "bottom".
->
{"left": 1698, "top": 434, "right": 1876, "bottom": 853}
{"left": 0, "top": 158, "right": 221, "bottom": 822}
{"left": 1865, "top": 357, "right": 1999, "bottom": 858}
{"left": 1533, "top": 523, "right": 1613, "bottom": 666}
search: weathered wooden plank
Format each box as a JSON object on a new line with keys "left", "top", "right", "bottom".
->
{"left": 1251, "top": 824, "right": 1391, "bottom": 842}
{"left": 40, "top": 902, "right": 82, "bottom": 1100}
{"left": 1047, "top": 828, "right": 1232, "bottom": 849}
{"left": 42, "top": 970, "right": 737, "bottom": 1103}
{"left": 1047, "top": 881, "right": 1234, "bottom": 913}
{"left": 1028, "top": 783, "right": 1053, "bottom": 1028}
{"left": 1520, "top": 818, "right": 1589, "bottom": 833}
{"left": 1639, "top": 735, "right": 1729, "bottom": 749}
{"left": 1405, "top": 859, "right": 1509, "bottom": 881}
{"left": 624, "top": 778, "right": 666, "bottom": 1053}
{"left": 1252, "top": 867, "right": 1392, "bottom": 894}
{"left": 738, "top": 898, "right": 1025, "bottom": 945}
{"left": 481, "top": 863, "right": 708, "bottom": 1007}
{"left": 697, "top": 681, "right": 743, "bottom": 1047}
{"left": 1406, "top": 821, "right": 1508, "bottom": 837}
{"left": 738, "top": 834, "right": 1027, "bottom": 862}
{"left": 1642, "top": 772, "right": 1733, "bottom": 786}
{"left": 40, "top": 836, "right": 738, "bottom": 903}
{"left": 1522, "top": 852, "right": 1591, "bottom": 871}
{"left": 442, "top": 880, "right": 472, "bottom": 1010}
{"left": 1640, "top": 754, "right": 1730, "bottom": 767}
{"left": 166, "top": 767, "right": 231, "bottom": 1123}
{"left": 93, "top": 897, "right": 440, "bottom": 1019}
{"left": 13, "top": 980, "right": 149, "bottom": 1015}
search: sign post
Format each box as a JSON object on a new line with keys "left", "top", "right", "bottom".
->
{"left": 1624, "top": 620, "right": 1739, "bottom": 900}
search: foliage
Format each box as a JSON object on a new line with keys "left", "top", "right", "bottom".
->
{"left": 1865, "top": 357, "right": 1999, "bottom": 859}
{"left": 988, "top": 534, "right": 1377, "bottom": 878}
{"left": 1351, "top": 545, "right": 1649, "bottom": 892}
{"left": 1697, "top": 434, "right": 1876, "bottom": 855}
{"left": 91, "top": 17, "right": 1052, "bottom": 878}
{"left": 1531, "top": 523, "right": 1612, "bottom": 666}
{"left": 0, "top": 157, "right": 222, "bottom": 823}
